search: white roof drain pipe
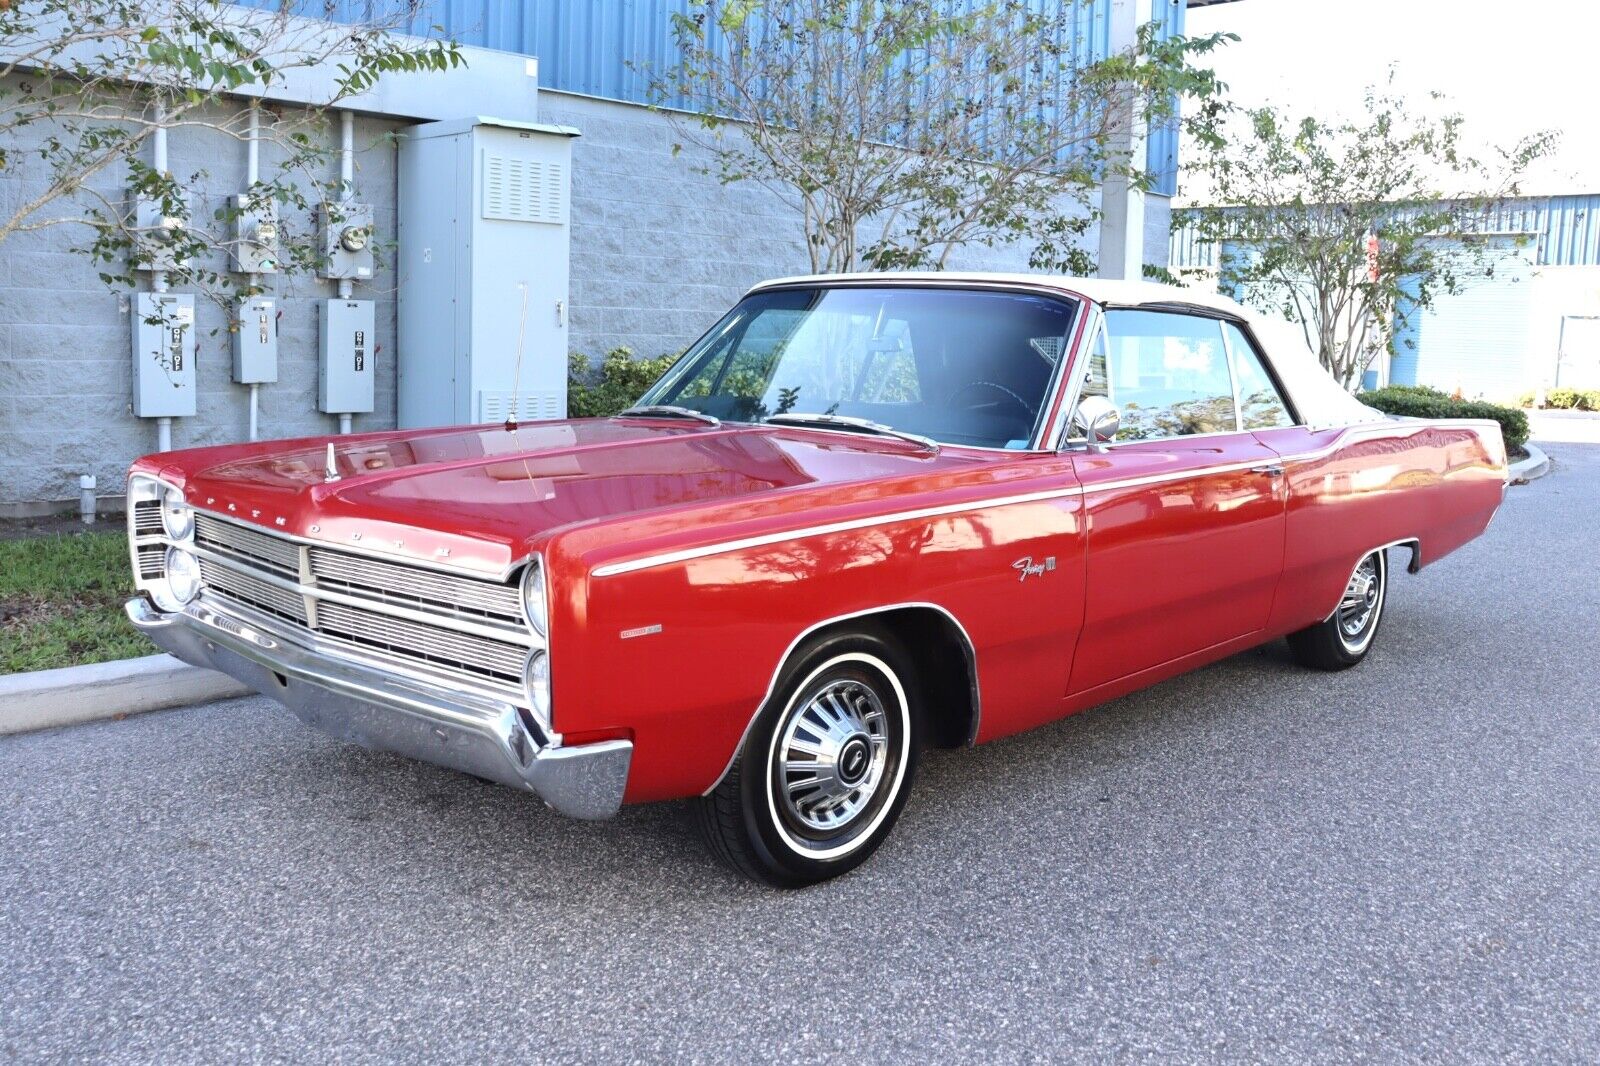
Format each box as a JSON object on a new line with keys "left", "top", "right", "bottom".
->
{"left": 246, "top": 99, "right": 261, "bottom": 442}
{"left": 152, "top": 100, "right": 172, "bottom": 452}
{"left": 337, "top": 110, "right": 354, "bottom": 303}
{"left": 337, "top": 109, "right": 354, "bottom": 436}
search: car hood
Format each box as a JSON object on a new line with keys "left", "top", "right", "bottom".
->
{"left": 151, "top": 419, "right": 981, "bottom": 576}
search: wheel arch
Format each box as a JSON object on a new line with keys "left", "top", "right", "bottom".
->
{"left": 702, "top": 602, "right": 980, "bottom": 796}
{"left": 1321, "top": 537, "right": 1419, "bottom": 622}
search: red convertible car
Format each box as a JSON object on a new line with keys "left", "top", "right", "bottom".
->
{"left": 126, "top": 275, "right": 1507, "bottom": 885}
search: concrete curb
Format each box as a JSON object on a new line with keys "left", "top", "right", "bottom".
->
{"left": 1510, "top": 442, "right": 1551, "bottom": 485}
{"left": 0, "top": 654, "right": 250, "bottom": 737}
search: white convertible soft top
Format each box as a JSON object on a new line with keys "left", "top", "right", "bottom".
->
{"left": 748, "top": 272, "right": 1380, "bottom": 431}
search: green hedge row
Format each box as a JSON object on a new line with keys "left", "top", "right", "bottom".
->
{"left": 1360, "top": 384, "right": 1529, "bottom": 451}
{"left": 567, "top": 347, "right": 683, "bottom": 418}
{"left": 1515, "top": 387, "right": 1600, "bottom": 412}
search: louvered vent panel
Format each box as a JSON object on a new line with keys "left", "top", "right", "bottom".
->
{"left": 477, "top": 390, "right": 563, "bottom": 424}
{"left": 137, "top": 543, "right": 165, "bottom": 579}
{"left": 133, "top": 500, "right": 163, "bottom": 536}
{"left": 482, "top": 154, "right": 565, "bottom": 224}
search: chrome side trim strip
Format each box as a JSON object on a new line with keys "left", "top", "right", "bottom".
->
{"left": 590, "top": 484, "right": 1087, "bottom": 578}
{"left": 702, "top": 601, "right": 981, "bottom": 795}
{"left": 592, "top": 428, "right": 1397, "bottom": 580}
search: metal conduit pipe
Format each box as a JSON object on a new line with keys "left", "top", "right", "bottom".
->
{"left": 153, "top": 100, "right": 172, "bottom": 452}
{"left": 337, "top": 110, "right": 354, "bottom": 429}
{"left": 246, "top": 99, "right": 261, "bottom": 442}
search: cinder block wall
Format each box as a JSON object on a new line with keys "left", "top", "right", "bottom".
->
{"left": 0, "top": 85, "right": 1133, "bottom": 511}
{"left": 542, "top": 91, "right": 1105, "bottom": 364}
{"left": 0, "top": 82, "right": 403, "bottom": 511}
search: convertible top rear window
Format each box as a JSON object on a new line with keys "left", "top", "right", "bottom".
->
{"left": 638, "top": 286, "right": 1079, "bottom": 449}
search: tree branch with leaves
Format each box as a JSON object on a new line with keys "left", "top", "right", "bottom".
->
{"left": 656, "top": 0, "right": 1232, "bottom": 276}
{"left": 1180, "top": 79, "right": 1557, "bottom": 388}
{"left": 0, "top": 0, "right": 462, "bottom": 313}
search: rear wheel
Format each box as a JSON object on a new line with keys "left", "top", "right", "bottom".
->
{"left": 696, "top": 631, "right": 919, "bottom": 887}
{"left": 1287, "top": 549, "right": 1389, "bottom": 670}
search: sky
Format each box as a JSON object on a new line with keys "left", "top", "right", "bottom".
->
{"left": 1185, "top": 0, "right": 1597, "bottom": 198}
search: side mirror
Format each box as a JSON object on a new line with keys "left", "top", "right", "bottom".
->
{"left": 1071, "top": 395, "right": 1120, "bottom": 444}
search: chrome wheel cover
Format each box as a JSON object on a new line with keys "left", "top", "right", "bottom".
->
{"left": 775, "top": 678, "right": 891, "bottom": 834}
{"left": 1337, "top": 552, "right": 1385, "bottom": 651}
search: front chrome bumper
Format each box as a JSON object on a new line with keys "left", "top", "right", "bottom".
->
{"left": 126, "top": 595, "right": 632, "bottom": 819}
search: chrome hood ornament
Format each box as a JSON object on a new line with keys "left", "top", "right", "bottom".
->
{"left": 324, "top": 442, "right": 341, "bottom": 483}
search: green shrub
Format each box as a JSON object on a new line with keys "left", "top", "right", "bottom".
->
{"left": 1515, "top": 386, "right": 1600, "bottom": 411}
{"left": 1544, "top": 387, "right": 1600, "bottom": 411}
{"left": 567, "top": 347, "right": 684, "bottom": 418}
{"left": 1361, "top": 384, "right": 1529, "bottom": 452}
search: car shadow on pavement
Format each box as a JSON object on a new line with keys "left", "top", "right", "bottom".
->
{"left": 238, "top": 632, "right": 1322, "bottom": 898}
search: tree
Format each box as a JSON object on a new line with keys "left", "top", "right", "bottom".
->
{"left": 657, "top": 0, "right": 1231, "bottom": 275}
{"left": 1180, "top": 81, "right": 1558, "bottom": 388}
{"left": 0, "top": 0, "right": 461, "bottom": 309}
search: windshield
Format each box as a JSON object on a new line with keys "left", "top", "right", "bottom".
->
{"left": 635, "top": 286, "right": 1079, "bottom": 449}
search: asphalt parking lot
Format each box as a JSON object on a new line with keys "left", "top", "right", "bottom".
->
{"left": 3, "top": 440, "right": 1597, "bottom": 1063}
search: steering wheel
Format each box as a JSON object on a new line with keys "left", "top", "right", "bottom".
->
{"left": 946, "top": 380, "right": 1035, "bottom": 420}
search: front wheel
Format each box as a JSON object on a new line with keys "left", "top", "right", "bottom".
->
{"left": 1287, "top": 548, "right": 1389, "bottom": 671}
{"left": 696, "top": 631, "right": 920, "bottom": 887}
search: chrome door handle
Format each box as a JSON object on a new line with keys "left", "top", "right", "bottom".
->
{"left": 1250, "top": 464, "right": 1285, "bottom": 477}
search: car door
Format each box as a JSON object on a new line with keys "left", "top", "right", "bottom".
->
{"left": 1065, "top": 308, "right": 1288, "bottom": 695}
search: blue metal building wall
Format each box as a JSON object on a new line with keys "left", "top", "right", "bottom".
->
{"left": 1172, "top": 193, "right": 1600, "bottom": 272}
{"left": 1389, "top": 275, "right": 1422, "bottom": 386}
{"left": 1145, "top": 0, "right": 1186, "bottom": 197}
{"left": 244, "top": 1, "right": 1181, "bottom": 175}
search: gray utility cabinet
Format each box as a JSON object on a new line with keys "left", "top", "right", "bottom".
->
{"left": 396, "top": 116, "right": 579, "bottom": 429}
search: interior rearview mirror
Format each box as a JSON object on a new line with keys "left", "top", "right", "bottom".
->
{"left": 1071, "top": 395, "right": 1120, "bottom": 445}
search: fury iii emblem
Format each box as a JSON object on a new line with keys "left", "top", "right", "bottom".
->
{"left": 1012, "top": 555, "right": 1057, "bottom": 581}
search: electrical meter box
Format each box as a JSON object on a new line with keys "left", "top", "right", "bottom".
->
{"left": 232, "top": 193, "right": 280, "bottom": 274}
{"left": 321, "top": 200, "right": 374, "bottom": 280}
{"left": 232, "top": 295, "right": 278, "bottom": 383}
{"left": 396, "top": 117, "right": 579, "bottom": 427}
{"left": 319, "top": 298, "right": 376, "bottom": 414}
{"left": 131, "top": 292, "right": 196, "bottom": 417}
{"left": 132, "top": 192, "right": 193, "bottom": 273}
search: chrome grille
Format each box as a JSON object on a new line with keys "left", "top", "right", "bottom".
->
{"left": 309, "top": 548, "right": 523, "bottom": 623}
{"left": 133, "top": 500, "right": 162, "bottom": 536}
{"left": 198, "top": 558, "right": 308, "bottom": 625}
{"left": 196, "top": 514, "right": 299, "bottom": 575}
{"left": 318, "top": 602, "right": 525, "bottom": 683}
{"left": 184, "top": 512, "right": 532, "bottom": 697}
{"left": 137, "top": 543, "right": 165, "bottom": 579}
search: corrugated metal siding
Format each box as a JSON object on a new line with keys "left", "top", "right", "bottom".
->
{"left": 1174, "top": 194, "right": 1600, "bottom": 271}
{"left": 263, "top": 1, "right": 1115, "bottom": 117}
{"left": 1540, "top": 194, "right": 1600, "bottom": 267}
{"left": 1145, "top": 0, "right": 1185, "bottom": 198}
{"left": 1168, "top": 215, "right": 1216, "bottom": 270}
{"left": 1395, "top": 239, "right": 1535, "bottom": 399}
{"left": 1389, "top": 274, "right": 1423, "bottom": 386}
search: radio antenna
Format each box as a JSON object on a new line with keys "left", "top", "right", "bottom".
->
{"left": 506, "top": 281, "right": 530, "bottom": 431}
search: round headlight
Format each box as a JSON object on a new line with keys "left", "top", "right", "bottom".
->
{"left": 522, "top": 560, "right": 547, "bottom": 636}
{"left": 160, "top": 486, "right": 194, "bottom": 541}
{"left": 524, "top": 649, "right": 551, "bottom": 722}
{"left": 165, "top": 547, "right": 202, "bottom": 605}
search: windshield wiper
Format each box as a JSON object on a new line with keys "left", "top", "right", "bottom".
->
{"left": 614, "top": 404, "right": 721, "bottom": 427}
{"left": 763, "top": 412, "right": 940, "bottom": 454}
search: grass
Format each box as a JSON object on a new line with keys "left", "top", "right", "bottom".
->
{"left": 0, "top": 530, "right": 148, "bottom": 674}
